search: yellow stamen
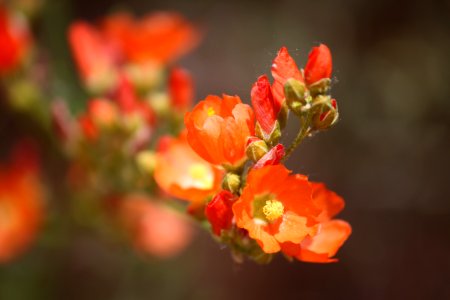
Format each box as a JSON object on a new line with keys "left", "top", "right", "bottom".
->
{"left": 207, "top": 107, "right": 215, "bottom": 116}
{"left": 188, "top": 163, "right": 213, "bottom": 189}
{"left": 262, "top": 200, "right": 284, "bottom": 221}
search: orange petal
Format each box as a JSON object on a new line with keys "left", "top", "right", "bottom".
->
{"left": 312, "top": 182, "right": 345, "bottom": 222}
{"left": 292, "top": 220, "right": 351, "bottom": 263}
{"left": 274, "top": 212, "right": 318, "bottom": 244}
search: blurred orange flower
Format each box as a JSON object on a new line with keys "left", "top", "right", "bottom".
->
{"left": 185, "top": 94, "right": 255, "bottom": 167}
{"left": 69, "top": 12, "right": 199, "bottom": 92}
{"left": 101, "top": 12, "right": 200, "bottom": 65}
{"left": 0, "top": 142, "right": 44, "bottom": 263}
{"left": 232, "top": 165, "right": 320, "bottom": 253}
{"left": 154, "top": 132, "right": 223, "bottom": 204}
{"left": 68, "top": 22, "right": 118, "bottom": 92}
{"left": 281, "top": 183, "right": 351, "bottom": 263}
{"left": 118, "top": 195, "right": 193, "bottom": 258}
{"left": 0, "top": 5, "right": 30, "bottom": 74}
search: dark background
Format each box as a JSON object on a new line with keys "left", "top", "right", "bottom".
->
{"left": 1, "top": 0, "right": 450, "bottom": 299}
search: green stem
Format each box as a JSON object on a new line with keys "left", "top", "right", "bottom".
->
{"left": 283, "top": 114, "right": 311, "bottom": 162}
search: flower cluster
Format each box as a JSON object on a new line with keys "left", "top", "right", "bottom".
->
{"left": 50, "top": 11, "right": 200, "bottom": 259}
{"left": 157, "top": 45, "right": 351, "bottom": 263}
{"left": 0, "top": 2, "right": 351, "bottom": 265}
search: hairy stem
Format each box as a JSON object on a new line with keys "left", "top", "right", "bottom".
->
{"left": 283, "top": 114, "right": 311, "bottom": 162}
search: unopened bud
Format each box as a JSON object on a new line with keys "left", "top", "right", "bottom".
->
{"left": 253, "top": 144, "right": 285, "bottom": 169}
{"left": 311, "top": 96, "right": 338, "bottom": 130}
{"left": 284, "top": 78, "right": 307, "bottom": 115}
{"left": 205, "top": 190, "right": 236, "bottom": 236}
{"left": 246, "top": 137, "right": 269, "bottom": 162}
{"left": 308, "top": 78, "right": 331, "bottom": 97}
{"left": 277, "top": 101, "right": 289, "bottom": 130}
{"left": 222, "top": 173, "right": 241, "bottom": 194}
{"left": 255, "top": 120, "right": 281, "bottom": 147}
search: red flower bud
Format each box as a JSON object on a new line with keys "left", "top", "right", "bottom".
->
{"left": 169, "top": 67, "right": 194, "bottom": 111}
{"left": 205, "top": 190, "right": 236, "bottom": 236}
{"left": 251, "top": 75, "right": 277, "bottom": 135}
{"left": 271, "top": 47, "right": 303, "bottom": 111}
{"left": 304, "top": 44, "right": 332, "bottom": 85}
{"left": 253, "top": 143, "right": 285, "bottom": 169}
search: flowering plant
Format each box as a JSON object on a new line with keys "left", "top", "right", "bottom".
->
{"left": 0, "top": 1, "right": 350, "bottom": 266}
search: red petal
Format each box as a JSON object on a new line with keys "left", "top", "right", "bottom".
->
{"left": 304, "top": 44, "right": 332, "bottom": 85}
{"left": 253, "top": 144, "right": 285, "bottom": 169}
{"left": 205, "top": 190, "right": 236, "bottom": 236}
{"left": 251, "top": 75, "right": 277, "bottom": 135}
{"left": 271, "top": 47, "right": 303, "bottom": 111}
{"left": 169, "top": 67, "right": 194, "bottom": 110}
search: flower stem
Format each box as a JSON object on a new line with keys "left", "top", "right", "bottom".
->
{"left": 283, "top": 114, "right": 311, "bottom": 162}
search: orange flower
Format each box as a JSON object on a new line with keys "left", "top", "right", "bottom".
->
{"left": 185, "top": 94, "right": 255, "bottom": 166}
{"left": 118, "top": 195, "right": 193, "bottom": 258}
{"left": 232, "top": 165, "right": 320, "bottom": 253}
{"left": 69, "top": 12, "right": 198, "bottom": 92}
{"left": 101, "top": 12, "right": 200, "bottom": 65}
{"left": 0, "top": 5, "right": 30, "bottom": 74}
{"left": 271, "top": 47, "right": 303, "bottom": 110}
{"left": 0, "top": 142, "right": 44, "bottom": 263}
{"left": 154, "top": 132, "right": 223, "bottom": 204}
{"left": 281, "top": 183, "right": 351, "bottom": 263}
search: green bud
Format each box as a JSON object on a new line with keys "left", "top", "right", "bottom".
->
{"left": 246, "top": 137, "right": 269, "bottom": 162}
{"left": 311, "top": 95, "right": 339, "bottom": 130}
{"left": 277, "top": 101, "right": 289, "bottom": 130}
{"left": 256, "top": 121, "right": 281, "bottom": 147}
{"left": 308, "top": 78, "right": 331, "bottom": 97}
{"left": 284, "top": 78, "right": 307, "bottom": 115}
{"left": 222, "top": 173, "right": 241, "bottom": 194}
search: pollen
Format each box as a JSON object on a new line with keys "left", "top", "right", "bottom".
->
{"left": 262, "top": 200, "right": 284, "bottom": 221}
{"left": 207, "top": 107, "right": 215, "bottom": 116}
{"left": 188, "top": 163, "right": 213, "bottom": 189}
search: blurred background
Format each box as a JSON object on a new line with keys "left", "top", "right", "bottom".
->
{"left": 1, "top": 0, "right": 450, "bottom": 299}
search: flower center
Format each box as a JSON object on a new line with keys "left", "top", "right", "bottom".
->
{"left": 188, "top": 163, "right": 213, "bottom": 189}
{"left": 262, "top": 200, "right": 284, "bottom": 221}
{"left": 207, "top": 107, "right": 215, "bottom": 116}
